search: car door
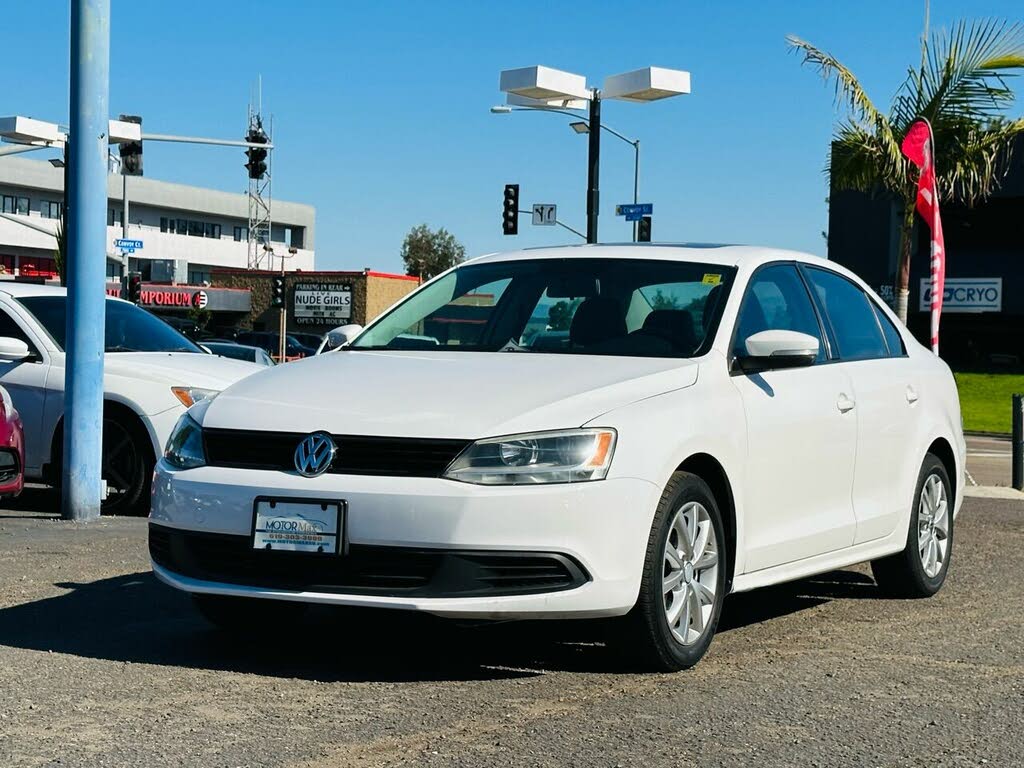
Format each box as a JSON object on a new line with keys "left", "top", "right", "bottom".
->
{"left": 803, "top": 266, "right": 919, "bottom": 545}
{"left": 0, "top": 300, "right": 53, "bottom": 475}
{"left": 730, "top": 263, "right": 858, "bottom": 572}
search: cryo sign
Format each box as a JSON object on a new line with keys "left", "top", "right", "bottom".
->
{"left": 920, "top": 278, "right": 1002, "bottom": 314}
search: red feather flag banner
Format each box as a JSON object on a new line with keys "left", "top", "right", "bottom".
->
{"left": 901, "top": 118, "right": 945, "bottom": 354}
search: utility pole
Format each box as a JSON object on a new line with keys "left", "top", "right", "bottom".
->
{"left": 586, "top": 90, "right": 601, "bottom": 244}
{"left": 63, "top": 0, "right": 110, "bottom": 521}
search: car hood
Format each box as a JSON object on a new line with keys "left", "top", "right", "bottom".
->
{"left": 101, "top": 352, "right": 263, "bottom": 390}
{"left": 201, "top": 350, "right": 699, "bottom": 438}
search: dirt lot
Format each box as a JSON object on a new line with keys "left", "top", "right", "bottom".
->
{"left": 1, "top": 487, "right": 1022, "bottom": 768}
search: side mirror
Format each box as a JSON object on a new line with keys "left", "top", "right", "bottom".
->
{"left": 317, "top": 324, "right": 363, "bottom": 354}
{"left": 734, "top": 330, "right": 819, "bottom": 374}
{"left": 0, "top": 337, "right": 31, "bottom": 362}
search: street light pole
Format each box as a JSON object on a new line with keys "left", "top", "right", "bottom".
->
{"left": 63, "top": 0, "right": 110, "bottom": 522}
{"left": 586, "top": 90, "right": 601, "bottom": 244}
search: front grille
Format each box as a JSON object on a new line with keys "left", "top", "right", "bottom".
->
{"left": 203, "top": 429, "right": 471, "bottom": 478}
{"left": 149, "top": 524, "right": 589, "bottom": 598}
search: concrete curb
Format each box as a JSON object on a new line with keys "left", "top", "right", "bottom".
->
{"left": 964, "top": 431, "right": 1011, "bottom": 440}
{"left": 964, "top": 485, "right": 1024, "bottom": 500}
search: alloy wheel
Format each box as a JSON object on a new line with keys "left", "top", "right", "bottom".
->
{"left": 917, "top": 473, "right": 949, "bottom": 579}
{"left": 663, "top": 501, "right": 720, "bottom": 645}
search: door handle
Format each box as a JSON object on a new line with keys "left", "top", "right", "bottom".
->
{"left": 906, "top": 386, "right": 919, "bottom": 404}
{"left": 837, "top": 393, "right": 856, "bottom": 413}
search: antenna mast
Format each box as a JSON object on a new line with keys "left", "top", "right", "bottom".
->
{"left": 246, "top": 77, "right": 272, "bottom": 269}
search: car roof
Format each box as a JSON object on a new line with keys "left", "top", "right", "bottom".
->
{"left": 0, "top": 281, "right": 133, "bottom": 304}
{"left": 464, "top": 243, "right": 830, "bottom": 270}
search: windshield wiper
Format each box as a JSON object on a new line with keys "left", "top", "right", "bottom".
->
{"left": 105, "top": 345, "right": 138, "bottom": 353}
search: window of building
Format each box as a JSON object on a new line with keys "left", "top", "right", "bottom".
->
{"left": 40, "top": 201, "right": 63, "bottom": 219}
{"left": 108, "top": 208, "right": 123, "bottom": 227}
{"left": 160, "top": 217, "right": 173, "bottom": 233}
{"left": 805, "top": 267, "right": 888, "bottom": 361}
{"left": 177, "top": 219, "right": 188, "bottom": 236}
{"left": 233, "top": 226, "right": 248, "bottom": 242}
{"left": 188, "top": 269, "right": 212, "bottom": 285}
{"left": 2, "top": 195, "right": 30, "bottom": 215}
{"left": 204, "top": 222, "right": 222, "bottom": 239}
{"left": 187, "top": 220, "right": 204, "bottom": 237}
{"left": 106, "top": 259, "right": 122, "bottom": 280}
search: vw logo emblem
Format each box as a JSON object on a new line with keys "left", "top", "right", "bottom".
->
{"left": 294, "top": 432, "right": 337, "bottom": 477}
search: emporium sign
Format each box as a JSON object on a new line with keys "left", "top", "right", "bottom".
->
{"left": 105, "top": 283, "right": 250, "bottom": 312}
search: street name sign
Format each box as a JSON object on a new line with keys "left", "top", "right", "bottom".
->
{"left": 615, "top": 203, "right": 653, "bottom": 222}
{"left": 115, "top": 238, "right": 143, "bottom": 254}
{"left": 532, "top": 204, "right": 557, "bottom": 226}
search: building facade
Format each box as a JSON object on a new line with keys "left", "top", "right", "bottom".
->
{"left": 212, "top": 269, "right": 419, "bottom": 336}
{"left": 827, "top": 137, "right": 1024, "bottom": 368}
{"left": 0, "top": 155, "right": 315, "bottom": 285}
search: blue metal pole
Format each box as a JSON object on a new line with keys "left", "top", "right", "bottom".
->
{"left": 62, "top": 0, "right": 110, "bottom": 521}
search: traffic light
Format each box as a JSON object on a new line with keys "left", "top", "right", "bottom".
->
{"left": 118, "top": 115, "right": 143, "bottom": 176}
{"left": 638, "top": 216, "right": 652, "bottom": 243}
{"left": 245, "top": 128, "right": 269, "bottom": 180}
{"left": 126, "top": 272, "right": 143, "bottom": 305}
{"left": 502, "top": 184, "right": 519, "bottom": 235}
{"left": 270, "top": 275, "right": 285, "bottom": 309}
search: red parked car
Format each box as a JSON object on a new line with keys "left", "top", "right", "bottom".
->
{"left": 0, "top": 385, "right": 24, "bottom": 498}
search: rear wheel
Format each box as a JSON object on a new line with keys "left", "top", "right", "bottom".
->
{"left": 101, "top": 414, "right": 153, "bottom": 516}
{"left": 622, "top": 472, "right": 727, "bottom": 671}
{"left": 871, "top": 453, "right": 953, "bottom": 598}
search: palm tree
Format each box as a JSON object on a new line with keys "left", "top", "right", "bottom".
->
{"left": 788, "top": 19, "right": 1024, "bottom": 323}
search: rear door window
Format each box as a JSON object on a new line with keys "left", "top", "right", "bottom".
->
{"left": 804, "top": 267, "right": 888, "bottom": 361}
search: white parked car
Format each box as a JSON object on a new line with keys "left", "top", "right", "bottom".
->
{"left": 150, "top": 245, "right": 965, "bottom": 670}
{"left": 0, "top": 283, "right": 263, "bottom": 515}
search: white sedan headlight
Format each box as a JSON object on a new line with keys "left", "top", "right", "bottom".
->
{"left": 444, "top": 429, "right": 616, "bottom": 485}
{"left": 164, "top": 413, "right": 206, "bottom": 470}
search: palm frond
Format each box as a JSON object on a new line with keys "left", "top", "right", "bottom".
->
{"left": 895, "top": 19, "right": 1024, "bottom": 128}
{"left": 786, "top": 35, "right": 904, "bottom": 186}
{"left": 829, "top": 122, "right": 910, "bottom": 195}
{"left": 935, "top": 117, "right": 1024, "bottom": 204}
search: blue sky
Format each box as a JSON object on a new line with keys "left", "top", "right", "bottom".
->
{"left": 4, "top": 1, "right": 1022, "bottom": 273}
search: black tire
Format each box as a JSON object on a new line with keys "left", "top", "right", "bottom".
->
{"left": 871, "top": 453, "right": 953, "bottom": 598}
{"left": 101, "top": 413, "right": 154, "bottom": 516}
{"left": 192, "top": 593, "right": 306, "bottom": 636}
{"left": 621, "top": 471, "right": 728, "bottom": 672}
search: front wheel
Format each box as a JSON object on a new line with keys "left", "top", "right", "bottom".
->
{"left": 622, "top": 471, "right": 727, "bottom": 671}
{"left": 871, "top": 453, "right": 953, "bottom": 598}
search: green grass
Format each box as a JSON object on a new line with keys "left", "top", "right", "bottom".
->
{"left": 954, "top": 372, "right": 1024, "bottom": 434}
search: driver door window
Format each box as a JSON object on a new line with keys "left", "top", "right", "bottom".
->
{"left": 732, "top": 264, "right": 825, "bottom": 363}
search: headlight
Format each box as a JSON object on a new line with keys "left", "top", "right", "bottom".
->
{"left": 171, "top": 387, "right": 219, "bottom": 408}
{"left": 164, "top": 413, "right": 206, "bottom": 470}
{"left": 444, "top": 428, "right": 616, "bottom": 485}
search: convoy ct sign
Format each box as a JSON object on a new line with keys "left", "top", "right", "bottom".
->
{"left": 293, "top": 282, "right": 352, "bottom": 326}
{"left": 919, "top": 277, "right": 1002, "bottom": 313}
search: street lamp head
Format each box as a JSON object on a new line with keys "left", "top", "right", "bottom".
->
{"left": 490, "top": 105, "right": 513, "bottom": 114}
{"left": 603, "top": 67, "right": 691, "bottom": 102}
{"left": 569, "top": 121, "right": 590, "bottom": 134}
{"left": 48, "top": 158, "right": 66, "bottom": 168}
{"left": 499, "top": 65, "right": 591, "bottom": 102}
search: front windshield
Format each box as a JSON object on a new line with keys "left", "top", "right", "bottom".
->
{"left": 351, "top": 257, "right": 735, "bottom": 358}
{"left": 18, "top": 296, "right": 202, "bottom": 353}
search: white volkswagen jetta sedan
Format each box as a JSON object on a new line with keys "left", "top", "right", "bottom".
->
{"left": 150, "top": 245, "right": 964, "bottom": 670}
{"left": 0, "top": 283, "right": 262, "bottom": 515}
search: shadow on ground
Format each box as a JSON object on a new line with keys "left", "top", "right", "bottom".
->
{"left": 0, "top": 562, "right": 881, "bottom": 681}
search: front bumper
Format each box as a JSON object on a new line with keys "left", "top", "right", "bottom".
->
{"left": 150, "top": 461, "right": 660, "bottom": 619}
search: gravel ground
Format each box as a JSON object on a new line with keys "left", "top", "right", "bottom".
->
{"left": 1, "top": 487, "right": 1022, "bottom": 768}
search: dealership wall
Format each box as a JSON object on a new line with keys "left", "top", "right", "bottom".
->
{"left": 827, "top": 136, "right": 1024, "bottom": 368}
{"left": 212, "top": 269, "right": 418, "bottom": 334}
